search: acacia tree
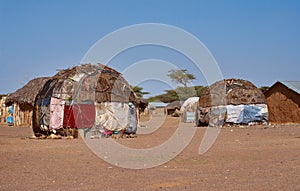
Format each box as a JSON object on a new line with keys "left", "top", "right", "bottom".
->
{"left": 168, "top": 69, "right": 196, "bottom": 88}
{"left": 147, "top": 86, "right": 207, "bottom": 103}
{"left": 131, "top": 86, "right": 149, "bottom": 98}
{"left": 167, "top": 69, "right": 196, "bottom": 100}
{"left": 259, "top": 86, "right": 269, "bottom": 93}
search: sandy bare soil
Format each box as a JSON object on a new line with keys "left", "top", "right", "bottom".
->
{"left": 0, "top": 117, "right": 299, "bottom": 191}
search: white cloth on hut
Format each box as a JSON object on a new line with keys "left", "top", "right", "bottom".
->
{"left": 95, "top": 102, "right": 130, "bottom": 131}
{"left": 180, "top": 97, "right": 199, "bottom": 123}
{"left": 50, "top": 97, "right": 65, "bottom": 130}
{"left": 225, "top": 105, "right": 244, "bottom": 124}
{"left": 180, "top": 97, "right": 199, "bottom": 113}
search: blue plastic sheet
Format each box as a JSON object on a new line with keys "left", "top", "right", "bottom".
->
{"left": 226, "top": 104, "right": 268, "bottom": 124}
{"left": 240, "top": 105, "right": 262, "bottom": 124}
{"left": 7, "top": 116, "right": 13, "bottom": 124}
{"left": 8, "top": 106, "right": 14, "bottom": 114}
{"left": 38, "top": 97, "right": 51, "bottom": 106}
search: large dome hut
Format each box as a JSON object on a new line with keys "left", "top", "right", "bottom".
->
{"left": 32, "top": 64, "right": 138, "bottom": 137}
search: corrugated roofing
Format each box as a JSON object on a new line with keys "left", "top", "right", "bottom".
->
{"left": 280, "top": 81, "right": 300, "bottom": 94}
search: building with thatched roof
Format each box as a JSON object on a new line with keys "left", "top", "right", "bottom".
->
{"left": 0, "top": 95, "right": 9, "bottom": 123}
{"left": 4, "top": 77, "right": 49, "bottom": 126}
{"left": 196, "top": 78, "right": 268, "bottom": 126}
{"left": 264, "top": 81, "right": 300, "bottom": 123}
{"left": 32, "top": 64, "right": 139, "bottom": 137}
{"left": 166, "top": 100, "right": 181, "bottom": 116}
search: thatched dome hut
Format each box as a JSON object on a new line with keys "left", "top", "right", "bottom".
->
{"left": 5, "top": 77, "right": 49, "bottom": 110}
{"left": 199, "top": 78, "right": 266, "bottom": 107}
{"left": 166, "top": 100, "right": 181, "bottom": 116}
{"left": 32, "top": 64, "right": 138, "bottom": 137}
{"left": 5, "top": 77, "right": 49, "bottom": 126}
{"left": 196, "top": 78, "right": 268, "bottom": 126}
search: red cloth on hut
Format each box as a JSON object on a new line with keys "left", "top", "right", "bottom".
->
{"left": 63, "top": 103, "right": 95, "bottom": 129}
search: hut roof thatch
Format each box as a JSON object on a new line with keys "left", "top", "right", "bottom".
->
{"left": 5, "top": 77, "right": 49, "bottom": 108}
{"left": 37, "top": 63, "right": 138, "bottom": 103}
{"left": 166, "top": 100, "right": 181, "bottom": 110}
{"left": 199, "top": 78, "right": 266, "bottom": 107}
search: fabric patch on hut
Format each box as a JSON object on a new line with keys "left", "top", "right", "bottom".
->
{"left": 49, "top": 97, "right": 65, "bottom": 130}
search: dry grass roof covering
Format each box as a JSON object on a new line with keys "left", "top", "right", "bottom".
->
{"left": 166, "top": 100, "right": 181, "bottom": 110}
{"left": 39, "top": 63, "right": 137, "bottom": 103}
{"left": 199, "top": 78, "right": 266, "bottom": 107}
{"left": 5, "top": 77, "right": 50, "bottom": 108}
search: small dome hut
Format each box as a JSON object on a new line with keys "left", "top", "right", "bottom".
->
{"left": 196, "top": 78, "right": 268, "bottom": 126}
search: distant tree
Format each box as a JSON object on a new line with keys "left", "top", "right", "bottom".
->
{"left": 167, "top": 69, "right": 196, "bottom": 100}
{"left": 131, "top": 86, "right": 149, "bottom": 98}
{"left": 168, "top": 69, "right": 196, "bottom": 88}
{"left": 194, "top": 86, "right": 208, "bottom": 97}
{"left": 148, "top": 89, "right": 179, "bottom": 103}
{"left": 259, "top": 86, "right": 269, "bottom": 93}
{"left": 147, "top": 85, "right": 207, "bottom": 103}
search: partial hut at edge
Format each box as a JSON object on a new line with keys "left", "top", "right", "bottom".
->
{"left": 4, "top": 77, "right": 49, "bottom": 126}
{"left": 0, "top": 95, "right": 9, "bottom": 123}
{"left": 264, "top": 81, "right": 300, "bottom": 123}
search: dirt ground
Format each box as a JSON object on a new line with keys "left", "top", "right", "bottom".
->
{"left": 0, "top": 116, "right": 299, "bottom": 191}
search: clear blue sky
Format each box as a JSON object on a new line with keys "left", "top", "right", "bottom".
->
{"left": 1, "top": 0, "right": 299, "bottom": 96}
